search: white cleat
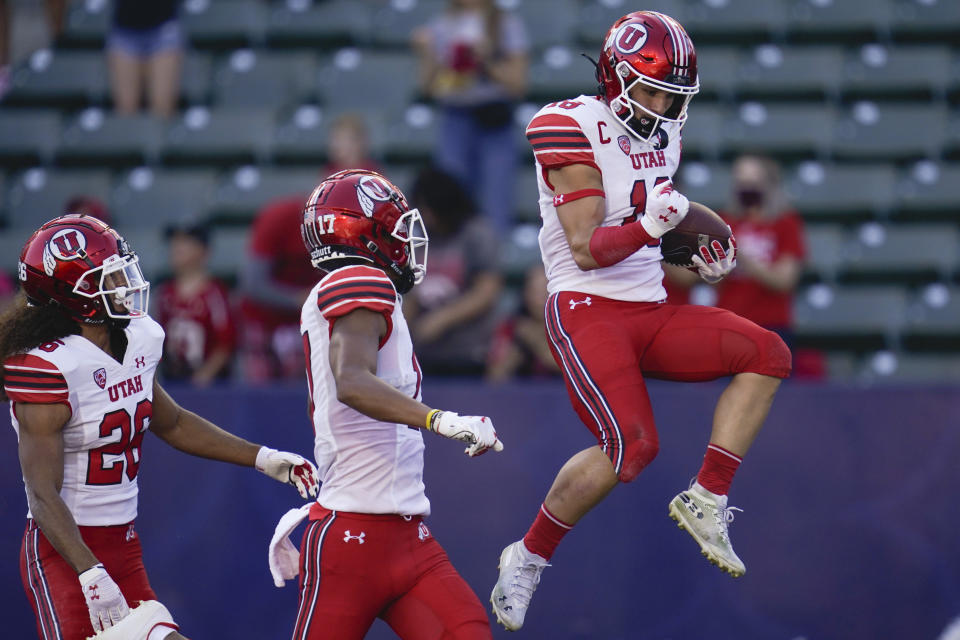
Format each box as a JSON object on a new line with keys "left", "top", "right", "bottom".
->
{"left": 668, "top": 482, "right": 746, "bottom": 577}
{"left": 490, "top": 541, "right": 550, "bottom": 631}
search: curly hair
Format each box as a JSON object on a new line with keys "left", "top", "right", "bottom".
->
{"left": 0, "top": 293, "right": 79, "bottom": 402}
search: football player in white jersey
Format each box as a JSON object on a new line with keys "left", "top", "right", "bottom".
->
{"left": 1, "top": 214, "right": 320, "bottom": 640}
{"left": 271, "top": 169, "right": 502, "bottom": 640}
{"left": 490, "top": 12, "right": 792, "bottom": 630}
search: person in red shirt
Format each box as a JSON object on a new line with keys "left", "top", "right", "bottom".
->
{"left": 716, "top": 153, "right": 806, "bottom": 346}
{"left": 155, "top": 221, "right": 236, "bottom": 385}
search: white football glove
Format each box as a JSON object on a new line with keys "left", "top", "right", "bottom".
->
{"left": 255, "top": 447, "right": 320, "bottom": 499}
{"left": 691, "top": 232, "right": 737, "bottom": 284}
{"left": 86, "top": 600, "right": 177, "bottom": 640}
{"left": 426, "top": 410, "right": 504, "bottom": 457}
{"left": 78, "top": 564, "right": 130, "bottom": 633}
{"left": 641, "top": 181, "right": 690, "bottom": 239}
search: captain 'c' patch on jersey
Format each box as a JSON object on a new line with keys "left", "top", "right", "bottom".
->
{"left": 526, "top": 112, "right": 597, "bottom": 172}
{"left": 4, "top": 353, "right": 70, "bottom": 406}
{"left": 316, "top": 265, "right": 397, "bottom": 323}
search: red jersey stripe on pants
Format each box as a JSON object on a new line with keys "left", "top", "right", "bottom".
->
{"left": 544, "top": 292, "right": 791, "bottom": 483}
{"left": 19, "top": 520, "right": 157, "bottom": 640}
{"left": 293, "top": 505, "right": 491, "bottom": 640}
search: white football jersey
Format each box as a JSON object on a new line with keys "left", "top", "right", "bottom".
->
{"left": 301, "top": 264, "right": 430, "bottom": 517}
{"left": 6, "top": 317, "right": 164, "bottom": 526}
{"left": 526, "top": 95, "right": 683, "bottom": 302}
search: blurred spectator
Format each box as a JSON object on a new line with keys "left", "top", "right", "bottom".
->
{"left": 403, "top": 166, "right": 503, "bottom": 376}
{"left": 322, "top": 112, "right": 380, "bottom": 177}
{"left": 0, "top": 270, "right": 15, "bottom": 315}
{"left": 155, "top": 220, "right": 237, "bottom": 386}
{"left": 412, "top": 0, "right": 529, "bottom": 232}
{"left": 237, "top": 196, "right": 314, "bottom": 383}
{"left": 486, "top": 264, "right": 560, "bottom": 383}
{"left": 107, "top": 0, "right": 183, "bottom": 119}
{"left": 64, "top": 194, "right": 111, "bottom": 226}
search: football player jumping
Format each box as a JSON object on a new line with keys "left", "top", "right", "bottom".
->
{"left": 490, "top": 11, "right": 792, "bottom": 631}
{"left": 270, "top": 170, "right": 502, "bottom": 639}
{"left": 1, "top": 214, "right": 320, "bottom": 640}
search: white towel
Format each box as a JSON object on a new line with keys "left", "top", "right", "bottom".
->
{"left": 268, "top": 504, "right": 312, "bottom": 588}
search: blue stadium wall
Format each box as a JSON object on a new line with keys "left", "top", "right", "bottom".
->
{"left": 2, "top": 381, "right": 958, "bottom": 640}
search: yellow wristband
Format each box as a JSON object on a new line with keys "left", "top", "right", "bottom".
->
{"left": 425, "top": 409, "right": 440, "bottom": 432}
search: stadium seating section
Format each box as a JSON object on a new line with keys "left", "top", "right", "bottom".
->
{"left": 1, "top": 0, "right": 958, "bottom": 382}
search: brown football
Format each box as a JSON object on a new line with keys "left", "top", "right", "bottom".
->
{"left": 659, "top": 201, "right": 731, "bottom": 267}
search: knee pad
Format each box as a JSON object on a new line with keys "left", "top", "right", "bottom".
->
{"left": 87, "top": 600, "right": 178, "bottom": 640}
{"left": 617, "top": 435, "right": 659, "bottom": 483}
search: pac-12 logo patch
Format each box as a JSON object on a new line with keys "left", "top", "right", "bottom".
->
{"left": 93, "top": 368, "right": 107, "bottom": 389}
{"left": 618, "top": 135, "right": 631, "bottom": 155}
{"left": 614, "top": 23, "right": 648, "bottom": 54}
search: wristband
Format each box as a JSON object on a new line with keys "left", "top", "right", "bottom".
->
{"left": 553, "top": 188, "right": 605, "bottom": 207}
{"left": 425, "top": 409, "right": 442, "bottom": 432}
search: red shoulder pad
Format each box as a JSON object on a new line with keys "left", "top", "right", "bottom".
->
{"left": 4, "top": 354, "right": 69, "bottom": 404}
{"left": 316, "top": 265, "right": 396, "bottom": 321}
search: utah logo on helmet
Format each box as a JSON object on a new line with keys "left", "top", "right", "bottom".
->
{"left": 596, "top": 11, "right": 699, "bottom": 144}
{"left": 19, "top": 214, "right": 150, "bottom": 322}
{"left": 301, "top": 170, "right": 429, "bottom": 294}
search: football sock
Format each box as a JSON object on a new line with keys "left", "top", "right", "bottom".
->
{"left": 522, "top": 503, "right": 573, "bottom": 561}
{"left": 696, "top": 443, "right": 742, "bottom": 496}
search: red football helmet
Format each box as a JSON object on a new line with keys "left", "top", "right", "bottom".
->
{"left": 301, "top": 169, "right": 428, "bottom": 293}
{"left": 18, "top": 214, "right": 150, "bottom": 322}
{"left": 597, "top": 11, "right": 699, "bottom": 143}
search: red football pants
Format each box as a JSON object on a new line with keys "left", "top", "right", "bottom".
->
{"left": 544, "top": 292, "right": 791, "bottom": 482}
{"left": 20, "top": 519, "right": 158, "bottom": 640}
{"left": 292, "top": 505, "right": 491, "bottom": 640}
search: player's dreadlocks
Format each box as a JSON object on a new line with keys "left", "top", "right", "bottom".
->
{"left": 0, "top": 292, "right": 79, "bottom": 401}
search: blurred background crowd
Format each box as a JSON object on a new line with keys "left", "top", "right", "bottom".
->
{"left": 0, "top": 0, "right": 958, "bottom": 386}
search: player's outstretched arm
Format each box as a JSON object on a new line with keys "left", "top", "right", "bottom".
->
{"left": 150, "top": 381, "right": 319, "bottom": 498}
{"left": 330, "top": 307, "right": 503, "bottom": 456}
{"left": 16, "top": 402, "right": 132, "bottom": 632}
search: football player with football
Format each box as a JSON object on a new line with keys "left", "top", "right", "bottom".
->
{"left": 268, "top": 170, "right": 502, "bottom": 639}
{"left": 490, "top": 12, "right": 792, "bottom": 630}
{"left": 1, "top": 214, "right": 320, "bottom": 640}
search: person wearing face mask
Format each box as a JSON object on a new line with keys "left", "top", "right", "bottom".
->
{"left": 715, "top": 153, "right": 807, "bottom": 349}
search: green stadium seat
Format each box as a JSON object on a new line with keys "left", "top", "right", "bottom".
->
{"left": 695, "top": 46, "right": 739, "bottom": 101}
{"left": 0, "top": 109, "right": 61, "bottom": 167}
{"left": 945, "top": 107, "right": 960, "bottom": 159}
{"left": 842, "top": 44, "right": 952, "bottom": 99}
{"left": 57, "top": 111, "right": 164, "bottom": 167}
{"left": 316, "top": 51, "right": 418, "bottom": 110}
{"left": 681, "top": 0, "right": 788, "bottom": 44}
{"left": 4, "top": 49, "right": 108, "bottom": 108}
{"left": 117, "top": 227, "right": 167, "bottom": 281}
{"left": 272, "top": 104, "right": 331, "bottom": 165}
{"left": 379, "top": 165, "right": 417, "bottom": 196}
{"left": 211, "top": 166, "right": 320, "bottom": 224}
{"left": 0, "top": 228, "right": 26, "bottom": 272}
{"left": 895, "top": 162, "right": 960, "bottom": 219}
{"left": 207, "top": 226, "right": 252, "bottom": 278}
{"left": 368, "top": 0, "right": 446, "bottom": 49}
{"left": 842, "top": 223, "right": 960, "bottom": 283}
{"left": 501, "top": 224, "right": 543, "bottom": 282}
{"left": 182, "top": 0, "right": 266, "bottom": 49}
{"left": 803, "top": 224, "right": 848, "bottom": 282}
{"left": 527, "top": 47, "right": 597, "bottom": 103}
{"left": 381, "top": 104, "right": 437, "bottom": 164}
{"left": 721, "top": 103, "right": 836, "bottom": 159}
{"left": 111, "top": 167, "right": 218, "bottom": 227}
{"left": 266, "top": 0, "right": 372, "bottom": 48}
{"left": 62, "top": 0, "right": 110, "bottom": 47}
{"left": 890, "top": 0, "right": 960, "bottom": 42}
{"left": 162, "top": 107, "right": 275, "bottom": 165}
{"left": 212, "top": 50, "right": 317, "bottom": 108}
{"left": 681, "top": 103, "right": 726, "bottom": 159}
{"left": 5, "top": 168, "right": 113, "bottom": 231}
{"left": 735, "top": 45, "right": 844, "bottom": 100}
{"left": 785, "top": 0, "right": 894, "bottom": 43}
{"left": 576, "top": 0, "right": 683, "bottom": 47}
{"left": 831, "top": 102, "right": 946, "bottom": 161}
{"left": 675, "top": 161, "right": 730, "bottom": 211}
{"left": 513, "top": 167, "right": 541, "bottom": 224}
{"left": 903, "top": 285, "right": 960, "bottom": 350}
{"left": 510, "top": 0, "right": 578, "bottom": 51}
{"left": 793, "top": 284, "right": 907, "bottom": 350}
{"left": 864, "top": 353, "right": 960, "bottom": 382}
{"left": 786, "top": 162, "right": 897, "bottom": 220}
{"left": 181, "top": 51, "right": 214, "bottom": 105}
